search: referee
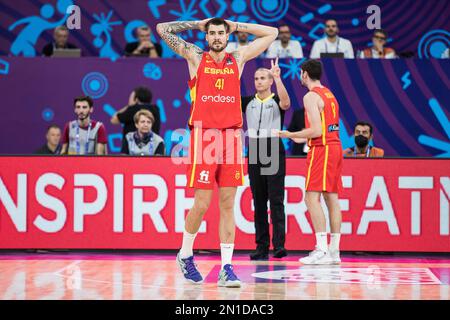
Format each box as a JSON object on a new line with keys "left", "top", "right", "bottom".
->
{"left": 242, "top": 58, "right": 291, "bottom": 260}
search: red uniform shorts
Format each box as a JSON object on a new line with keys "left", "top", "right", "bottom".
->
{"left": 187, "top": 127, "right": 244, "bottom": 189}
{"left": 305, "top": 144, "right": 343, "bottom": 193}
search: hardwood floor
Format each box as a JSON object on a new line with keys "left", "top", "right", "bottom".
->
{"left": 0, "top": 252, "right": 449, "bottom": 300}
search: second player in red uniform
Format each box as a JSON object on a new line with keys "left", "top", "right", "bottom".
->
{"left": 279, "top": 59, "right": 343, "bottom": 265}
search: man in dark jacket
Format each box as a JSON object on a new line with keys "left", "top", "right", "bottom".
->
{"left": 110, "top": 86, "right": 161, "bottom": 154}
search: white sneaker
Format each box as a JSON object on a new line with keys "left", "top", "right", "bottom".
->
{"left": 329, "top": 250, "right": 341, "bottom": 264}
{"left": 299, "top": 248, "right": 333, "bottom": 265}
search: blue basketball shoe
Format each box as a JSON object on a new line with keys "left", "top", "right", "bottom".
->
{"left": 176, "top": 252, "right": 203, "bottom": 284}
{"left": 218, "top": 264, "right": 241, "bottom": 288}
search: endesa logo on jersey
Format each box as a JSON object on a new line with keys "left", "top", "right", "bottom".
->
{"left": 201, "top": 94, "right": 236, "bottom": 103}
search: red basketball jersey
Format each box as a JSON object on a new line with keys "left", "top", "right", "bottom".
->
{"left": 305, "top": 86, "right": 341, "bottom": 147}
{"left": 187, "top": 52, "right": 242, "bottom": 129}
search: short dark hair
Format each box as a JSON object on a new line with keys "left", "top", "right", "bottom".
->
{"left": 373, "top": 29, "right": 387, "bottom": 38}
{"left": 54, "top": 25, "right": 69, "bottom": 34}
{"left": 73, "top": 95, "right": 93, "bottom": 108}
{"left": 325, "top": 19, "right": 337, "bottom": 25}
{"left": 136, "top": 25, "right": 150, "bottom": 36}
{"left": 133, "top": 86, "right": 152, "bottom": 104}
{"left": 354, "top": 121, "right": 373, "bottom": 135}
{"left": 47, "top": 124, "right": 61, "bottom": 132}
{"left": 205, "top": 17, "right": 230, "bottom": 33}
{"left": 301, "top": 59, "right": 322, "bottom": 81}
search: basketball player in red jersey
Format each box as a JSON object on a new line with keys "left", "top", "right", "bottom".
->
{"left": 157, "top": 18, "right": 278, "bottom": 286}
{"left": 279, "top": 59, "right": 343, "bottom": 265}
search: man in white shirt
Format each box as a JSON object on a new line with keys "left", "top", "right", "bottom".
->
{"left": 310, "top": 19, "right": 354, "bottom": 59}
{"left": 266, "top": 24, "right": 303, "bottom": 58}
{"left": 226, "top": 31, "right": 250, "bottom": 52}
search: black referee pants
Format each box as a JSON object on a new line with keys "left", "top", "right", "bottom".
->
{"left": 248, "top": 153, "right": 286, "bottom": 252}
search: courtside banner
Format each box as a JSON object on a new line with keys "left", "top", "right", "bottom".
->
{"left": 0, "top": 157, "right": 448, "bottom": 252}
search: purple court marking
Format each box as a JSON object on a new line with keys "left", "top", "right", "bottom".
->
{"left": 429, "top": 268, "right": 450, "bottom": 285}
{"left": 203, "top": 264, "right": 450, "bottom": 285}
{"left": 204, "top": 265, "right": 286, "bottom": 284}
{"left": 1, "top": 253, "right": 450, "bottom": 264}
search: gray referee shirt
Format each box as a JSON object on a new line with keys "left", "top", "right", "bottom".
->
{"left": 242, "top": 93, "right": 286, "bottom": 157}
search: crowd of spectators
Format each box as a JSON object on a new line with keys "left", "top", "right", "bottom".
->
{"left": 40, "top": 20, "right": 449, "bottom": 60}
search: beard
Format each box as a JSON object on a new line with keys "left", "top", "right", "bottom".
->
{"left": 300, "top": 76, "right": 307, "bottom": 88}
{"left": 280, "top": 36, "right": 290, "bottom": 44}
{"left": 208, "top": 41, "right": 227, "bottom": 53}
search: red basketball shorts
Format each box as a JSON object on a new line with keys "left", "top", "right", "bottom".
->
{"left": 186, "top": 127, "right": 244, "bottom": 189}
{"left": 305, "top": 144, "right": 343, "bottom": 194}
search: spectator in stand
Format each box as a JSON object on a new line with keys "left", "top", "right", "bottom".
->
{"left": 310, "top": 19, "right": 354, "bottom": 59}
{"left": 343, "top": 121, "right": 384, "bottom": 157}
{"left": 266, "top": 24, "right": 304, "bottom": 58}
{"left": 110, "top": 86, "right": 161, "bottom": 154}
{"left": 34, "top": 124, "right": 62, "bottom": 154}
{"left": 42, "top": 26, "right": 78, "bottom": 57}
{"left": 226, "top": 31, "right": 250, "bottom": 52}
{"left": 123, "top": 109, "right": 165, "bottom": 156}
{"left": 124, "top": 26, "right": 162, "bottom": 58}
{"left": 61, "top": 96, "right": 107, "bottom": 155}
{"left": 359, "top": 29, "right": 396, "bottom": 59}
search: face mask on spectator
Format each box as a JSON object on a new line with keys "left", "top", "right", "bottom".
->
{"left": 355, "top": 135, "right": 369, "bottom": 148}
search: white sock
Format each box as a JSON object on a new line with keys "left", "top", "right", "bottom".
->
{"left": 315, "top": 232, "right": 328, "bottom": 252}
{"left": 220, "top": 243, "right": 234, "bottom": 269}
{"left": 179, "top": 230, "right": 197, "bottom": 259}
{"left": 329, "top": 233, "right": 341, "bottom": 252}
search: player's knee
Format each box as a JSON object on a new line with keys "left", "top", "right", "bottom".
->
{"left": 304, "top": 196, "right": 312, "bottom": 208}
{"left": 305, "top": 192, "right": 319, "bottom": 206}
{"left": 323, "top": 193, "right": 337, "bottom": 205}
{"left": 193, "top": 201, "right": 210, "bottom": 216}
{"left": 219, "top": 201, "right": 234, "bottom": 214}
{"left": 219, "top": 194, "right": 235, "bottom": 213}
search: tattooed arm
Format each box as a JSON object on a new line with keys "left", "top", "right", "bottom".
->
{"left": 226, "top": 21, "right": 278, "bottom": 67}
{"left": 156, "top": 20, "right": 209, "bottom": 76}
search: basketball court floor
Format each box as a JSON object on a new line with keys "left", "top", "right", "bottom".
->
{"left": 0, "top": 251, "right": 449, "bottom": 300}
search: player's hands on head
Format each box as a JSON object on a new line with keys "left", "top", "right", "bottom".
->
{"left": 224, "top": 20, "right": 237, "bottom": 33}
{"left": 198, "top": 18, "right": 211, "bottom": 32}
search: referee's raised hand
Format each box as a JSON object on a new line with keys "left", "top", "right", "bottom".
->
{"left": 270, "top": 57, "right": 281, "bottom": 79}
